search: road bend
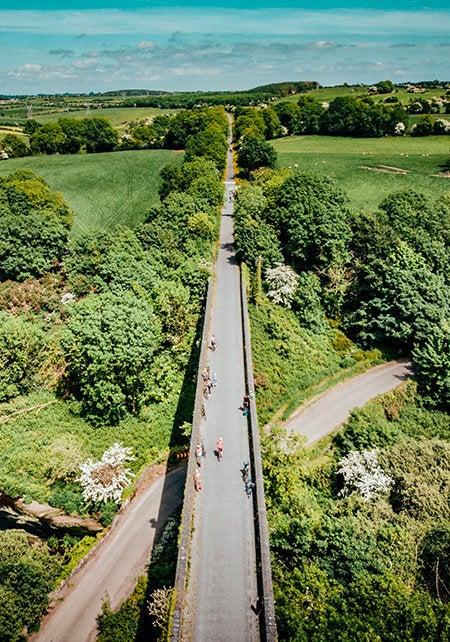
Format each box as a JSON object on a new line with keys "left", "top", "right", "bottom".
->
{"left": 181, "top": 143, "right": 260, "bottom": 641}
{"left": 285, "top": 359, "right": 413, "bottom": 445}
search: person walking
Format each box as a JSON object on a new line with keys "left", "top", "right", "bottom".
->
{"left": 216, "top": 437, "right": 224, "bottom": 460}
{"left": 196, "top": 443, "right": 203, "bottom": 467}
{"left": 194, "top": 470, "right": 202, "bottom": 492}
{"left": 245, "top": 477, "right": 255, "bottom": 497}
{"left": 241, "top": 461, "right": 250, "bottom": 481}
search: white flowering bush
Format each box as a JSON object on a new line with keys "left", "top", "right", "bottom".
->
{"left": 337, "top": 449, "right": 392, "bottom": 501}
{"left": 77, "top": 442, "right": 134, "bottom": 503}
{"left": 394, "top": 122, "right": 405, "bottom": 135}
{"left": 265, "top": 262, "right": 299, "bottom": 307}
{"left": 61, "top": 292, "right": 76, "bottom": 305}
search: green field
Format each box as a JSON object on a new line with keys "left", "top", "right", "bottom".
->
{"left": 0, "top": 149, "right": 184, "bottom": 236}
{"left": 273, "top": 135, "right": 450, "bottom": 213}
{"left": 275, "top": 85, "right": 449, "bottom": 106}
{"left": 34, "top": 106, "right": 175, "bottom": 133}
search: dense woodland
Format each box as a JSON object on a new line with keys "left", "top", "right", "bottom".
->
{"left": 0, "top": 82, "right": 449, "bottom": 640}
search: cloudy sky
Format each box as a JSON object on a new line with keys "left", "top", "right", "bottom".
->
{"left": 1, "top": 1, "right": 449, "bottom": 95}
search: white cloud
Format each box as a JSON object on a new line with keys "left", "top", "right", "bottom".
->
{"left": 74, "top": 58, "right": 98, "bottom": 68}
{"left": 17, "top": 63, "right": 42, "bottom": 73}
{"left": 137, "top": 40, "right": 156, "bottom": 49}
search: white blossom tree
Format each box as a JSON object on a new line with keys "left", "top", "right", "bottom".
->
{"left": 77, "top": 442, "right": 134, "bottom": 503}
{"left": 337, "top": 448, "right": 392, "bottom": 501}
{"left": 265, "top": 262, "right": 299, "bottom": 307}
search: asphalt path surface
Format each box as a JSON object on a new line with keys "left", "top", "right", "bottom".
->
{"left": 30, "top": 465, "right": 186, "bottom": 642}
{"left": 284, "top": 360, "right": 413, "bottom": 444}
{"left": 183, "top": 144, "right": 260, "bottom": 641}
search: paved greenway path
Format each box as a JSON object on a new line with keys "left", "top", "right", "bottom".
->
{"left": 182, "top": 143, "right": 260, "bottom": 640}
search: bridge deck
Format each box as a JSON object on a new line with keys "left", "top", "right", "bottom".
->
{"left": 182, "top": 148, "right": 260, "bottom": 641}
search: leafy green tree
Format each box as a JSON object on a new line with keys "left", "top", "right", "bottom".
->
{"left": 413, "top": 321, "right": 450, "bottom": 411}
{"left": 234, "top": 184, "right": 283, "bottom": 269}
{"left": 261, "top": 107, "right": 282, "bottom": 139}
{"left": 0, "top": 170, "right": 73, "bottom": 280}
{"left": 420, "top": 525, "right": 450, "bottom": 601}
{"left": 320, "top": 95, "right": 367, "bottom": 136}
{"left": 22, "top": 118, "right": 41, "bottom": 135}
{"left": 234, "top": 107, "right": 267, "bottom": 142}
{"left": 268, "top": 172, "right": 352, "bottom": 274}
{"left": 29, "top": 122, "right": 66, "bottom": 155}
{"left": 184, "top": 124, "right": 228, "bottom": 172}
{"left": 83, "top": 117, "right": 118, "bottom": 153}
{"left": 1, "top": 133, "right": 28, "bottom": 158}
{"left": 159, "top": 157, "right": 222, "bottom": 206}
{"left": 237, "top": 135, "right": 277, "bottom": 176}
{"left": 292, "top": 271, "right": 327, "bottom": 332}
{"left": 345, "top": 241, "right": 449, "bottom": 349}
{"left": 320, "top": 95, "right": 406, "bottom": 137}
{"left": 0, "top": 311, "right": 45, "bottom": 401}
{"left": 60, "top": 292, "right": 162, "bottom": 424}
{"left": 273, "top": 101, "right": 302, "bottom": 135}
{"left": 164, "top": 110, "right": 204, "bottom": 148}
{"left": 0, "top": 530, "right": 59, "bottom": 641}
{"left": 57, "top": 117, "right": 84, "bottom": 154}
{"left": 376, "top": 80, "right": 395, "bottom": 94}
{"left": 411, "top": 114, "right": 435, "bottom": 136}
{"left": 296, "top": 96, "right": 326, "bottom": 134}
{"left": 380, "top": 438, "right": 450, "bottom": 521}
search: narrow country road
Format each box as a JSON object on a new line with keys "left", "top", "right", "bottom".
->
{"left": 284, "top": 359, "right": 413, "bottom": 445}
{"left": 30, "top": 465, "right": 186, "bottom": 642}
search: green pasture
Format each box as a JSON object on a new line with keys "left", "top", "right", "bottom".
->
{"left": 276, "top": 85, "right": 449, "bottom": 107}
{"left": 0, "top": 149, "right": 184, "bottom": 236}
{"left": 34, "top": 106, "right": 175, "bottom": 132}
{"left": 273, "top": 135, "right": 450, "bottom": 213}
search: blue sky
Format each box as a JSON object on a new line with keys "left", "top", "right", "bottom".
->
{"left": 1, "top": 2, "right": 449, "bottom": 95}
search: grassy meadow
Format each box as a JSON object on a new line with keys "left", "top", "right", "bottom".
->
{"left": 34, "top": 106, "right": 176, "bottom": 134}
{"left": 0, "top": 149, "right": 184, "bottom": 236}
{"left": 273, "top": 134, "right": 450, "bottom": 213}
{"left": 276, "top": 85, "right": 449, "bottom": 106}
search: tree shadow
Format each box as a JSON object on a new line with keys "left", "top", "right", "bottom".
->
{"left": 134, "top": 301, "right": 206, "bottom": 639}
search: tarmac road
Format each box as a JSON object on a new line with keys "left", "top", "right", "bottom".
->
{"left": 183, "top": 145, "right": 260, "bottom": 641}
{"left": 30, "top": 465, "right": 186, "bottom": 642}
{"left": 284, "top": 359, "right": 413, "bottom": 445}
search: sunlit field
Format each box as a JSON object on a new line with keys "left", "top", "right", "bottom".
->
{"left": 0, "top": 148, "right": 184, "bottom": 236}
{"left": 273, "top": 134, "right": 450, "bottom": 213}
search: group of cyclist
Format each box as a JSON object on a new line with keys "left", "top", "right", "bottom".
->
{"left": 194, "top": 331, "right": 255, "bottom": 496}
